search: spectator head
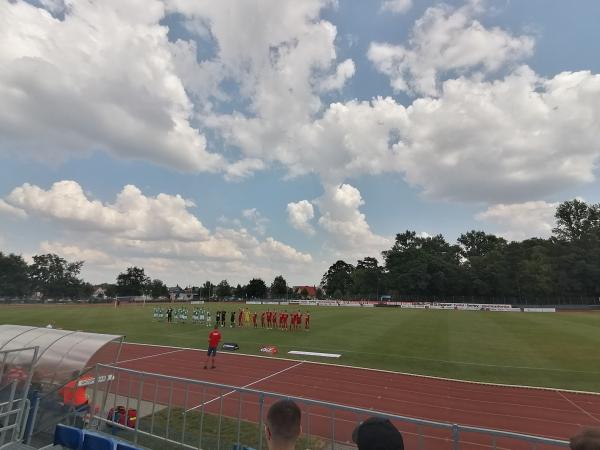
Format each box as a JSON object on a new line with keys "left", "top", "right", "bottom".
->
{"left": 265, "top": 399, "right": 301, "bottom": 450}
{"left": 571, "top": 428, "right": 600, "bottom": 450}
{"left": 352, "top": 417, "right": 404, "bottom": 450}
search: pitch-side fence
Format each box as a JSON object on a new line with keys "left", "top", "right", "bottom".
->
{"left": 85, "top": 364, "right": 570, "bottom": 450}
{"left": 0, "top": 346, "right": 38, "bottom": 447}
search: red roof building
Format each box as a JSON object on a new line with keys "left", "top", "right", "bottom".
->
{"left": 293, "top": 285, "right": 317, "bottom": 298}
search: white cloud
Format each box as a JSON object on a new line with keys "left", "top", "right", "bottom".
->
{"left": 380, "top": 0, "right": 412, "bottom": 14}
{"left": 0, "top": 0, "right": 224, "bottom": 172}
{"left": 3, "top": 180, "right": 314, "bottom": 285}
{"left": 242, "top": 208, "right": 269, "bottom": 236}
{"left": 224, "top": 159, "right": 267, "bottom": 182}
{"left": 476, "top": 201, "right": 558, "bottom": 241}
{"left": 368, "top": 1, "right": 534, "bottom": 96}
{"left": 40, "top": 241, "right": 113, "bottom": 265}
{"left": 6, "top": 180, "right": 210, "bottom": 241}
{"left": 319, "top": 59, "right": 356, "bottom": 92}
{"left": 396, "top": 68, "right": 600, "bottom": 202}
{"left": 316, "top": 184, "right": 391, "bottom": 258}
{"left": 0, "top": 199, "right": 27, "bottom": 219}
{"left": 287, "top": 200, "right": 316, "bottom": 235}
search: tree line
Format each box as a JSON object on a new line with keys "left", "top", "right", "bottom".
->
{"left": 320, "top": 199, "right": 600, "bottom": 304}
{"left": 0, "top": 254, "right": 319, "bottom": 301}
{"left": 2, "top": 199, "right": 599, "bottom": 304}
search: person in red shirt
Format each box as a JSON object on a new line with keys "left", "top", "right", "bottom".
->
{"left": 252, "top": 312, "right": 258, "bottom": 328}
{"left": 238, "top": 309, "right": 244, "bottom": 327}
{"left": 204, "top": 324, "right": 222, "bottom": 369}
{"left": 282, "top": 311, "right": 288, "bottom": 330}
{"left": 261, "top": 311, "right": 266, "bottom": 328}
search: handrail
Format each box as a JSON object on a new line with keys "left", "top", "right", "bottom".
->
{"left": 94, "top": 363, "right": 570, "bottom": 448}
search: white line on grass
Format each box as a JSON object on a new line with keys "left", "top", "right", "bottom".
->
{"left": 126, "top": 341, "right": 600, "bottom": 396}
{"left": 117, "top": 349, "right": 185, "bottom": 364}
{"left": 185, "top": 361, "right": 304, "bottom": 413}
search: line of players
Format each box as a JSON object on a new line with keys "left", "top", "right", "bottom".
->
{"left": 213, "top": 308, "right": 310, "bottom": 331}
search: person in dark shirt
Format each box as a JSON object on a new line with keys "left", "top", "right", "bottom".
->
{"left": 352, "top": 417, "right": 404, "bottom": 450}
{"left": 570, "top": 428, "right": 600, "bottom": 450}
{"left": 230, "top": 311, "right": 235, "bottom": 327}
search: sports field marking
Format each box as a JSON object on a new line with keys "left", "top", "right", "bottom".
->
{"left": 127, "top": 341, "right": 600, "bottom": 396}
{"left": 117, "top": 349, "right": 185, "bottom": 364}
{"left": 185, "top": 361, "right": 304, "bottom": 413}
{"left": 130, "top": 334, "right": 600, "bottom": 375}
{"left": 288, "top": 350, "right": 341, "bottom": 358}
{"left": 556, "top": 390, "right": 600, "bottom": 424}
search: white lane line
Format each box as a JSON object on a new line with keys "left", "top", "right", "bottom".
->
{"left": 185, "top": 361, "right": 304, "bottom": 412}
{"left": 126, "top": 342, "right": 600, "bottom": 396}
{"left": 117, "top": 349, "right": 185, "bottom": 364}
{"left": 556, "top": 390, "right": 600, "bottom": 424}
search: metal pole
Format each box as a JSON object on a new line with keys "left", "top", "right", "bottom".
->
{"left": 166, "top": 381, "right": 174, "bottom": 440}
{"left": 181, "top": 384, "right": 190, "bottom": 445}
{"left": 452, "top": 424, "right": 460, "bottom": 450}
{"left": 257, "top": 393, "right": 265, "bottom": 450}
{"left": 217, "top": 388, "right": 224, "bottom": 450}
{"left": 198, "top": 386, "right": 206, "bottom": 450}
{"left": 150, "top": 380, "right": 159, "bottom": 435}
{"left": 236, "top": 392, "right": 243, "bottom": 448}
{"left": 134, "top": 374, "right": 145, "bottom": 444}
{"left": 330, "top": 409, "right": 335, "bottom": 450}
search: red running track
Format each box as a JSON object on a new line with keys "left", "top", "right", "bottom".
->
{"left": 103, "top": 343, "right": 600, "bottom": 449}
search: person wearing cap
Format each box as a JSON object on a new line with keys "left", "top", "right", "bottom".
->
{"left": 352, "top": 416, "right": 404, "bottom": 450}
{"left": 570, "top": 428, "right": 600, "bottom": 450}
{"left": 264, "top": 399, "right": 301, "bottom": 450}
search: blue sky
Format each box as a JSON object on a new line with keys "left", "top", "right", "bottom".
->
{"left": 1, "top": 0, "right": 600, "bottom": 286}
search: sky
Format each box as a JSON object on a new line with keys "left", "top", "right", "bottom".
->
{"left": 1, "top": 0, "right": 600, "bottom": 287}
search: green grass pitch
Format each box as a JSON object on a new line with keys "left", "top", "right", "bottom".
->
{"left": 1, "top": 303, "right": 599, "bottom": 392}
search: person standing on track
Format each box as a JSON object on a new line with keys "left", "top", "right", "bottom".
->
{"left": 204, "top": 324, "right": 222, "bottom": 369}
{"left": 264, "top": 399, "right": 302, "bottom": 450}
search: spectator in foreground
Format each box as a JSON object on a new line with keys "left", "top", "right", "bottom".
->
{"left": 571, "top": 428, "right": 600, "bottom": 450}
{"left": 264, "top": 399, "right": 301, "bottom": 450}
{"left": 352, "top": 417, "right": 404, "bottom": 450}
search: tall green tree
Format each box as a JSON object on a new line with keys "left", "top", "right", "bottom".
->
{"left": 246, "top": 278, "right": 268, "bottom": 298}
{"left": 553, "top": 199, "right": 600, "bottom": 241}
{"left": 0, "top": 252, "right": 30, "bottom": 298}
{"left": 352, "top": 257, "right": 383, "bottom": 296}
{"left": 150, "top": 279, "right": 169, "bottom": 299}
{"left": 29, "top": 253, "right": 84, "bottom": 299}
{"left": 384, "top": 231, "right": 462, "bottom": 296}
{"left": 270, "top": 275, "right": 288, "bottom": 298}
{"left": 116, "top": 266, "right": 150, "bottom": 296}
{"left": 321, "top": 260, "right": 354, "bottom": 297}
{"left": 201, "top": 281, "right": 215, "bottom": 299}
{"left": 216, "top": 280, "right": 232, "bottom": 298}
{"left": 458, "top": 230, "right": 507, "bottom": 259}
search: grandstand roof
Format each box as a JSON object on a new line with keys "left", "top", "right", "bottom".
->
{"left": 0, "top": 324, "right": 123, "bottom": 388}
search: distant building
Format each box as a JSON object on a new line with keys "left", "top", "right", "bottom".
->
{"left": 92, "top": 287, "right": 106, "bottom": 299}
{"left": 168, "top": 285, "right": 199, "bottom": 301}
{"left": 293, "top": 285, "right": 317, "bottom": 299}
{"left": 168, "top": 285, "right": 183, "bottom": 301}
